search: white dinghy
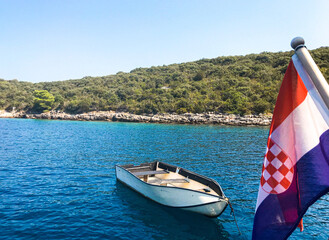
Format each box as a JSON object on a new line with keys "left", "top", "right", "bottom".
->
{"left": 115, "top": 161, "right": 229, "bottom": 217}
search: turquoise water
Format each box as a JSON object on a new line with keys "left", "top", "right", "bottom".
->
{"left": 0, "top": 118, "right": 328, "bottom": 239}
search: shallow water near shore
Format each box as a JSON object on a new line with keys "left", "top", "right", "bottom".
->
{"left": 0, "top": 118, "right": 328, "bottom": 239}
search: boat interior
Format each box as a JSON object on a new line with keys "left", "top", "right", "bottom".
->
{"left": 121, "top": 161, "right": 224, "bottom": 197}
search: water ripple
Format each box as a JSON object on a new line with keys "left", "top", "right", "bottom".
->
{"left": 0, "top": 119, "right": 327, "bottom": 239}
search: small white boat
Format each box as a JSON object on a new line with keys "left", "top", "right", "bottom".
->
{"left": 115, "top": 161, "right": 229, "bottom": 217}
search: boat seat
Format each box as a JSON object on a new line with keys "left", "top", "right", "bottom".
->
{"left": 126, "top": 166, "right": 152, "bottom": 171}
{"left": 148, "top": 178, "right": 190, "bottom": 185}
{"left": 133, "top": 170, "right": 169, "bottom": 176}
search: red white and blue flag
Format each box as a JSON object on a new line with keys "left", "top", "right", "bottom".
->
{"left": 252, "top": 54, "right": 329, "bottom": 239}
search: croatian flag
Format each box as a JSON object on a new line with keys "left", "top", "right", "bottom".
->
{"left": 252, "top": 54, "right": 329, "bottom": 239}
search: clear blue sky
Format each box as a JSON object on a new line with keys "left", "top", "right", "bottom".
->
{"left": 1, "top": 0, "right": 329, "bottom": 83}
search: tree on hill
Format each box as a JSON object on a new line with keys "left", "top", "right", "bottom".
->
{"left": 32, "top": 90, "right": 55, "bottom": 113}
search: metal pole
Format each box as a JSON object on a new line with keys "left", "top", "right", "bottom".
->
{"left": 291, "top": 37, "right": 329, "bottom": 110}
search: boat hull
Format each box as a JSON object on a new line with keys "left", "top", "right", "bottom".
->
{"left": 116, "top": 165, "right": 228, "bottom": 217}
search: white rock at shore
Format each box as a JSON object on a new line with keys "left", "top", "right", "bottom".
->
{"left": 0, "top": 110, "right": 272, "bottom": 126}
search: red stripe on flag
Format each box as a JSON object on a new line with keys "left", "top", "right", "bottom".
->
{"left": 269, "top": 60, "right": 308, "bottom": 134}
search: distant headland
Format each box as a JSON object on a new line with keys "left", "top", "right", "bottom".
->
{"left": 1, "top": 48, "right": 328, "bottom": 121}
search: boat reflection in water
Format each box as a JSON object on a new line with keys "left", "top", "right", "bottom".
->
{"left": 115, "top": 181, "right": 231, "bottom": 240}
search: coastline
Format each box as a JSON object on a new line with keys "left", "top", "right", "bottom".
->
{"left": 0, "top": 110, "right": 272, "bottom": 126}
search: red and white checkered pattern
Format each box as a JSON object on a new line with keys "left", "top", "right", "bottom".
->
{"left": 261, "top": 139, "right": 294, "bottom": 194}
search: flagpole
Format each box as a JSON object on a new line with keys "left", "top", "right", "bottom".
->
{"left": 291, "top": 37, "right": 329, "bottom": 110}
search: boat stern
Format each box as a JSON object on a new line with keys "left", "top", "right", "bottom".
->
{"left": 183, "top": 197, "right": 229, "bottom": 217}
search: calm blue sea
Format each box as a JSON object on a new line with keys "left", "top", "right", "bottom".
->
{"left": 0, "top": 118, "right": 328, "bottom": 240}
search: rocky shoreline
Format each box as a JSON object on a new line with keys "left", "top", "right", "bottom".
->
{"left": 0, "top": 110, "right": 272, "bottom": 126}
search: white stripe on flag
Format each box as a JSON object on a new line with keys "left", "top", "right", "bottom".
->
{"left": 271, "top": 93, "right": 329, "bottom": 165}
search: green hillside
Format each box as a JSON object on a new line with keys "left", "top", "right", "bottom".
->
{"left": 1, "top": 47, "right": 329, "bottom": 115}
